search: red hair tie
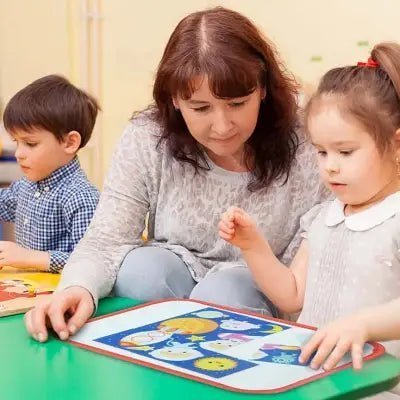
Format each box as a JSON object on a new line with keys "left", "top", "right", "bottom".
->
{"left": 357, "top": 57, "right": 379, "bottom": 68}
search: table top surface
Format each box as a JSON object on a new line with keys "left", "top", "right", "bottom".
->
{"left": 1, "top": 297, "right": 399, "bottom": 400}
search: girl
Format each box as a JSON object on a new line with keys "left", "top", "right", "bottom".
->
{"left": 219, "top": 42, "right": 400, "bottom": 383}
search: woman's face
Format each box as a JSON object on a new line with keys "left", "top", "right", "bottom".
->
{"left": 174, "top": 76, "right": 264, "bottom": 171}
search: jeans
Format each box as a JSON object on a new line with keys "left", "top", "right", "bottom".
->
{"left": 113, "top": 246, "right": 276, "bottom": 316}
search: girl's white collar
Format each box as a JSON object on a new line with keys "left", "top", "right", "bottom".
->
{"left": 325, "top": 191, "right": 400, "bottom": 231}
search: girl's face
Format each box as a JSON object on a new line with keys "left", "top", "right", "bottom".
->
{"left": 174, "top": 75, "right": 264, "bottom": 172}
{"left": 308, "top": 105, "right": 399, "bottom": 210}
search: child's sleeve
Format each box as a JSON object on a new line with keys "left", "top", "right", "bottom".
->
{"left": 0, "top": 181, "right": 20, "bottom": 222}
{"left": 393, "top": 230, "right": 400, "bottom": 264}
{"left": 299, "top": 203, "right": 324, "bottom": 240}
{"left": 278, "top": 135, "right": 331, "bottom": 265}
{"left": 279, "top": 203, "right": 324, "bottom": 265}
{"left": 48, "top": 189, "right": 100, "bottom": 273}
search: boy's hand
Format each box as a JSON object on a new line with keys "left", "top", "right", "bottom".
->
{"left": 0, "top": 241, "right": 49, "bottom": 270}
{"left": 218, "top": 206, "right": 263, "bottom": 251}
{"left": 299, "top": 314, "right": 368, "bottom": 371}
{"left": 0, "top": 241, "right": 31, "bottom": 268}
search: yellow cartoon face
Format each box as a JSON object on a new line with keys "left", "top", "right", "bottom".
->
{"left": 158, "top": 318, "right": 218, "bottom": 335}
{"left": 194, "top": 357, "right": 237, "bottom": 371}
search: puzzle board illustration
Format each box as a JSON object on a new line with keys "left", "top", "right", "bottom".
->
{"left": 0, "top": 267, "right": 60, "bottom": 317}
{"left": 70, "top": 299, "right": 384, "bottom": 393}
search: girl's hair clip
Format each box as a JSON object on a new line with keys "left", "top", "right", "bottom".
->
{"left": 357, "top": 57, "right": 379, "bottom": 68}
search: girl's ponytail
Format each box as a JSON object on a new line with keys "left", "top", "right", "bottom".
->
{"left": 372, "top": 42, "right": 400, "bottom": 102}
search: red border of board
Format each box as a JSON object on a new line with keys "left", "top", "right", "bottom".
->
{"left": 68, "top": 299, "right": 385, "bottom": 394}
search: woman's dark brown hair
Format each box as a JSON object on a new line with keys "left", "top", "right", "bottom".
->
{"left": 151, "top": 6, "right": 299, "bottom": 191}
{"left": 305, "top": 42, "right": 400, "bottom": 154}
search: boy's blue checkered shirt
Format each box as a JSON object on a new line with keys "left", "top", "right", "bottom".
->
{"left": 0, "top": 157, "right": 99, "bottom": 273}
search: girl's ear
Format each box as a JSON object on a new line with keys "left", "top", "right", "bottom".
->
{"left": 63, "top": 130, "right": 82, "bottom": 154}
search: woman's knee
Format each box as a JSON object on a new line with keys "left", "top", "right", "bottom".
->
{"left": 113, "top": 247, "right": 195, "bottom": 300}
{"left": 190, "top": 267, "right": 276, "bottom": 316}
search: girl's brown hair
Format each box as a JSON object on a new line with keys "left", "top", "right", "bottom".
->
{"left": 151, "top": 6, "right": 299, "bottom": 191}
{"left": 305, "top": 42, "right": 400, "bottom": 153}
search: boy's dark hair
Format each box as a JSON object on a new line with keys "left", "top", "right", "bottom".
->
{"left": 3, "top": 75, "right": 99, "bottom": 149}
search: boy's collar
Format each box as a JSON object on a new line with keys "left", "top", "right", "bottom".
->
{"left": 36, "top": 157, "right": 80, "bottom": 190}
{"left": 325, "top": 191, "right": 400, "bottom": 231}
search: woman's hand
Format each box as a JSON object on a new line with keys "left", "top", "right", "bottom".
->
{"left": 218, "top": 206, "right": 264, "bottom": 251}
{"left": 299, "top": 314, "right": 369, "bottom": 371}
{"left": 24, "top": 286, "right": 94, "bottom": 342}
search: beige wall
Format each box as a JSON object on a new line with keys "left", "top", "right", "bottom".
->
{"left": 1, "top": 0, "right": 399, "bottom": 185}
{"left": 0, "top": 0, "right": 99, "bottom": 185}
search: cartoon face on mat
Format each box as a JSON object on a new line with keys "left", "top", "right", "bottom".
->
{"left": 200, "top": 339, "right": 241, "bottom": 352}
{"left": 119, "top": 330, "right": 172, "bottom": 348}
{"left": 150, "top": 346, "right": 203, "bottom": 361}
{"left": 219, "top": 319, "right": 260, "bottom": 331}
{"left": 158, "top": 318, "right": 218, "bottom": 334}
{"left": 194, "top": 357, "right": 238, "bottom": 371}
{"left": 192, "top": 310, "right": 227, "bottom": 319}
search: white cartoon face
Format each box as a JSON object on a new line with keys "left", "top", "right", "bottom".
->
{"left": 199, "top": 339, "right": 241, "bottom": 352}
{"left": 219, "top": 319, "right": 260, "bottom": 331}
{"left": 150, "top": 346, "right": 203, "bottom": 361}
{"left": 192, "top": 311, "right": 227, "bottom": 319}
{"left": 119, "top": 330, "right": 172, "bottom": 348}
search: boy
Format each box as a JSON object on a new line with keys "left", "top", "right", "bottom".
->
{"left": 0, "top": 75, "right": 100, "bottom": 273}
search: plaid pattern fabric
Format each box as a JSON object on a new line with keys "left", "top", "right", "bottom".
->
{"left": 0, "top": 157, "right": 99, "bottom": 272}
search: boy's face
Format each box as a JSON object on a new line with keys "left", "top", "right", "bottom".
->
{"left": 11, "top": 128, "right": 74, "bottom": 182}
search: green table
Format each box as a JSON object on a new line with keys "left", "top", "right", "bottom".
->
{"left": 1, "top": 297, "right": 400, "bottom": 400}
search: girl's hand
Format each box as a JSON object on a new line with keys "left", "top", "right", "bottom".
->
{"left": 218, "top": 206, "right": 263, "bottom": 251}
{"left": 299, "top": 315, "right": 369, "bottom": 371}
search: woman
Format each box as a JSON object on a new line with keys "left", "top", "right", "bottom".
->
{"left": 25, "top": 6, "right": 328, "bottom": 342}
